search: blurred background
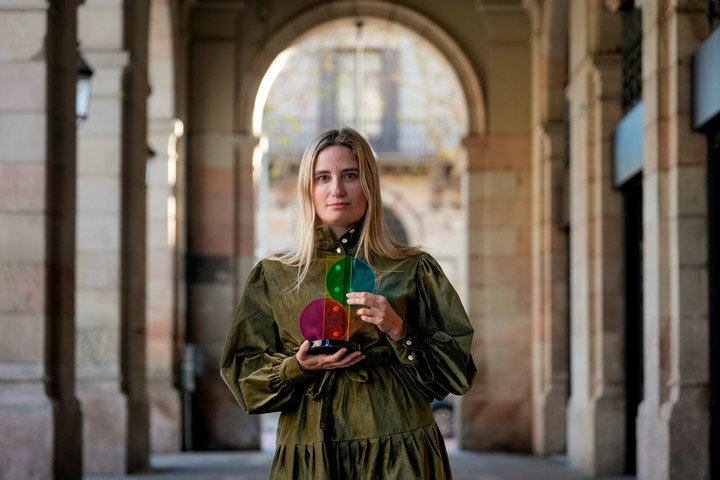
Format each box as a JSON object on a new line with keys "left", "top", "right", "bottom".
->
{"left": 0, "top": 1, "right": 719, "bottom": 479}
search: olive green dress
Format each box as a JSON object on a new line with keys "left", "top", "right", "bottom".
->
{"left": 221, "top": 226, "right": 476, "bottom": 479}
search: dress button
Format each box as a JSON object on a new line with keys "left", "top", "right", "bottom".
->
{"left": 341, "top": 238, "right": 348, "bottom": 244}
{"left": 407, "top": 355, "right": 414, "bottom": 361}
{"left": 350, "top": 229, "right": 355, "bottom": 234}
{"left": 336, "top": 247, "right": 342, "bottom": 253}
{"left": 405, "top": 340, "right": 412, "bottom": 346}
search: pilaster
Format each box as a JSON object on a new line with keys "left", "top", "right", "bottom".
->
{"left": 565, "top": 2, "right": 625, "bottom": 474}
{"left": 460, "top": 130, "right": 534, "bottom": 452}
{"left": 0, "top": 1, "right": 82, "bottom": 478}
{"left": 531, "top": 121, "right": 569, "bottom": 455}
{"left": 75, "top": 0, "right": 151, "bottom": 472}
{"left": 146, "top": 0, "right": 181, "bottom": 454}
{"left": 76, "top": 1, "right": 129, "bottom": 473}
{"left": 637, "top": 1, "right": 710, "bottom": 479}
{"left": 188, "top": 4, "right": 259, "bottom": 447}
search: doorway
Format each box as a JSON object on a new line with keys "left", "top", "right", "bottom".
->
{"left": 621, "top": 174, "right": 643, "bottom": 474}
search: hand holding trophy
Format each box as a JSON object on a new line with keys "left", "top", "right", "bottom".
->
{"left": 298, "top": 255, "right": 375, "bottom": 355}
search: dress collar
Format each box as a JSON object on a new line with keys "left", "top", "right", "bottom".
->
{"left": 315, "top": 219, "right": 364, "bottom": 254}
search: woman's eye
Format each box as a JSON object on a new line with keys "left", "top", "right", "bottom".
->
{"left": 344, "top": 172, "right": 358, "bottom": 180}
{"left": 316, "top": 175, "right": 329, "bottom": 182}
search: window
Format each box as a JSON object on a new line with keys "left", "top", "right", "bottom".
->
{"left": 320, "top": 49, "right": 398, "bottom": 151}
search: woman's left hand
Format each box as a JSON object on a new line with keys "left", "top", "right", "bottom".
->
{"left": 346, "top": 292, "right": 406, "bottom": 341}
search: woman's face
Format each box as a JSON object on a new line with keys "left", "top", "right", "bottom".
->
{"left": 313, "top": 145, "right": 368, "bottom": 238}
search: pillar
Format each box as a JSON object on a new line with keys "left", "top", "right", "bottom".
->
{"left": 0, "top": 1, "right": 82, "bottom": 478}
{"left": 459, "top": 1, "right": 534, "bottom": 452}
{"left": 460, "top": 130, "right": 534, "bottom": 451}
{"left": 187, "top": 2, "right": 259, "bottom": 449}
{"left": 637, "top": 1, "right": 710, "bottom": 478}
{"left": 75, "top": 0, "right": 150, "bottom": 473}
{"left": 530, "top": 0, "right": 570, "bottom": 456}
{"left": 146, "top": 0, "right": 181, "bottom": 453}
{"left": 565, "top": 1, "right": 625, "bottom": 475}
{"left": 531, "top": 122, "right": 569, "bottom": 455}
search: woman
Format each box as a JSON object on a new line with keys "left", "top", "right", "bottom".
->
{"left": 221, "top": 127, "right": 476, "bottom": 479}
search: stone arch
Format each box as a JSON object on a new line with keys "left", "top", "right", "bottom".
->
{"left": 382, "top": 206, "right": 409, "bottom": 245}
{"left": 239, "top": 0, "right": 486, "bottom": 140}
{"left": 381, "top": 188, "right": 425, "bottom": 246}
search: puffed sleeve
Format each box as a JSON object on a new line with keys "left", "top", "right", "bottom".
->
{"left": 388, "top": 254, "right": 476, "bottom": 400}
{"left": 220, "top": 261, "right": 318, "bottom": 414}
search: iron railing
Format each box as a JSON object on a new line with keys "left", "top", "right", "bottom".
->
{"left": 265, "top": 118, "right": 438, "bottom": 156}
{"left": 622, "top": 4, "right": 643, "bottom": 111}
{"left": 709, "top": 0, "right": 720, "bottom": 31}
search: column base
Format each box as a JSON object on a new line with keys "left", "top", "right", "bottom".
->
{"left": 54, "top": 395, "right": 83, "bottom": 479}
{"left": 149, "top": 379, "right": 181, "bottom": 453}
{"left": 78, "top": 385, "right": 128, "bottom": 474}
{"left": 196, "top": 375, "right": 260, "bottom": 450}
{"left": 0, "top": 384, "right": 54, "bottom": 480}
{"left": 667, "top": 390, "right": 709, "bottom": 480}
{"left": 637, "top": 388, "right": 710, "bottom": 480}
{"left": 567, "top": 393, "right": 625, "bottom": 476}
{"left": 458, "top": 384, "right": 532, "bottom": 452}
{"left": 532, "top": 384, "right": 567, "bottom": 455}
{"left": 637, "top": 399, "right": 669, "bottom": 480}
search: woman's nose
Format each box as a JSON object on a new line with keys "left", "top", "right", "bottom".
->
{"left": 331, "top": 179, "right": 345, "bottom": 196}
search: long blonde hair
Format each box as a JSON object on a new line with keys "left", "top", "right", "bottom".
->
{"left": 269, "top": 127, "right": 421, "bottom": 287}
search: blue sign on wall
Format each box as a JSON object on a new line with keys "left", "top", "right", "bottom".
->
{"left": 694, "top": 27, "right": 720, "bottom": 129}
{"left": 614, "top": 102, "right": 644, "bottom": 187}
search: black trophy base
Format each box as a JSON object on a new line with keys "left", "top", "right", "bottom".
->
{"left": 308, "top": 339, "right": 361, "bottom": 355}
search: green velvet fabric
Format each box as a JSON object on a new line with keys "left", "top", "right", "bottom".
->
{"left": 221, "top": 227, "right": 476, "bottom": 479}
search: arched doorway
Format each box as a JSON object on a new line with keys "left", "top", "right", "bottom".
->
{"left": 249, "top": 11, "right": 477, "bottom": 450}
{"left": 184, "top": 0, "right": 511, "bottom": 452}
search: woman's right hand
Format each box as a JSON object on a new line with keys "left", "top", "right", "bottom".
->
{"left": 295, "top": 340, "right": 365, "bottom": 371}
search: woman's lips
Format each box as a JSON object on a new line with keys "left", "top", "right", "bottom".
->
{"left": 328, "top": 203, "right": 350, "bottom": 208}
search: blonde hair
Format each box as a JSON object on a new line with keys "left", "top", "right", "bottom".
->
{"left": 269, "top": 127, "right": 421, "bottom": 287}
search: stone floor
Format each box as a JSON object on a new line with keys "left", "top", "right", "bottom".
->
{"left": 85, "top": 450, "right": 636, "bottom": 480}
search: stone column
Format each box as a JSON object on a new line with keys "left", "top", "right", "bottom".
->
{"left": 122, "top": 0, "right": 152, "bottom": 471}
{"left": 637, "top": 1, "right": 710, "bottom": 479}
{"left": 187, "top": 4, "right": 259, "bottom": 448}
{"left": 76, "top": 2, "right": 129, "bottom": 472}
{"left": 459, "top": 135, "right": 487, "bottom": 451}
{"left": 530, "top": 0, "right": 570, "bottom": 456}
{"left": 565, "top": 3, "right": 625, "bottom": 474}
{"left": 234, "top": 134, "right": 259, "bottom": 293}
{"left": 146, "top": 0, "right": 181, "bottom": 453}
{"left": 75, "top": 0, "right": 150, "bottom": 473}
{"left": 460, "top": 130, "right": 534, "bottom": 451}
{"left": 146, "top": 118, "right": 181, "bottom": 454}
{"left": 459, "top": 2, "right": 534, "bottom": 452}
{"left": 0, "top": 1, "right": 82, "bottom": 478}
{"left": 531, "top": 122, "right": 569, "bottom": 455}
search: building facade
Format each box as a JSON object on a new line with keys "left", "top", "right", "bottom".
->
{"left": 0, "top": 0, "right": 716, "bottom": 479}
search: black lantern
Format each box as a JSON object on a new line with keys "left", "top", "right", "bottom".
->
{"left": 146, "top": 144, "right": 157, "bottom": 186}
{"left": 76, "top": 49, "right": 94, "bottom": 121}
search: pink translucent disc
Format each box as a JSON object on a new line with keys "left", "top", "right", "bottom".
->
{"left": 299, "top": 298, "right": 348, "bottom": 341}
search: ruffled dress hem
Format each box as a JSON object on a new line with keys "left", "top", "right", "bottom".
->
{"left": 270, "top": 423, "right": 452, "bottom": 480}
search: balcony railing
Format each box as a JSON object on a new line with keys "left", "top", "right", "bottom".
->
{"left": 265, "top": 118, "right": 439, "bottom": 157}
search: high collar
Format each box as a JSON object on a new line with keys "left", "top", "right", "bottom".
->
{"left": 315, "top": 219, "right": 364, "bottom": 255}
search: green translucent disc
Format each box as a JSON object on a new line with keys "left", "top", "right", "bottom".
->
{"left": 326, "top": 257, "right": 376, "bottom": 304}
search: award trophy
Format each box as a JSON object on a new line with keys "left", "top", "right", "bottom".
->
{"left": 299, "top": 256, "right": 376, "bottom": 355}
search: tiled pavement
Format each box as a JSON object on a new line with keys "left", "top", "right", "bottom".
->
{"left": 85, "top": 450, "right": 635, "bottom": 480}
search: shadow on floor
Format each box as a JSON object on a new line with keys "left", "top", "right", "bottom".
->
{"left": 85, "top": 450, "right": 636, "bottom": 480}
